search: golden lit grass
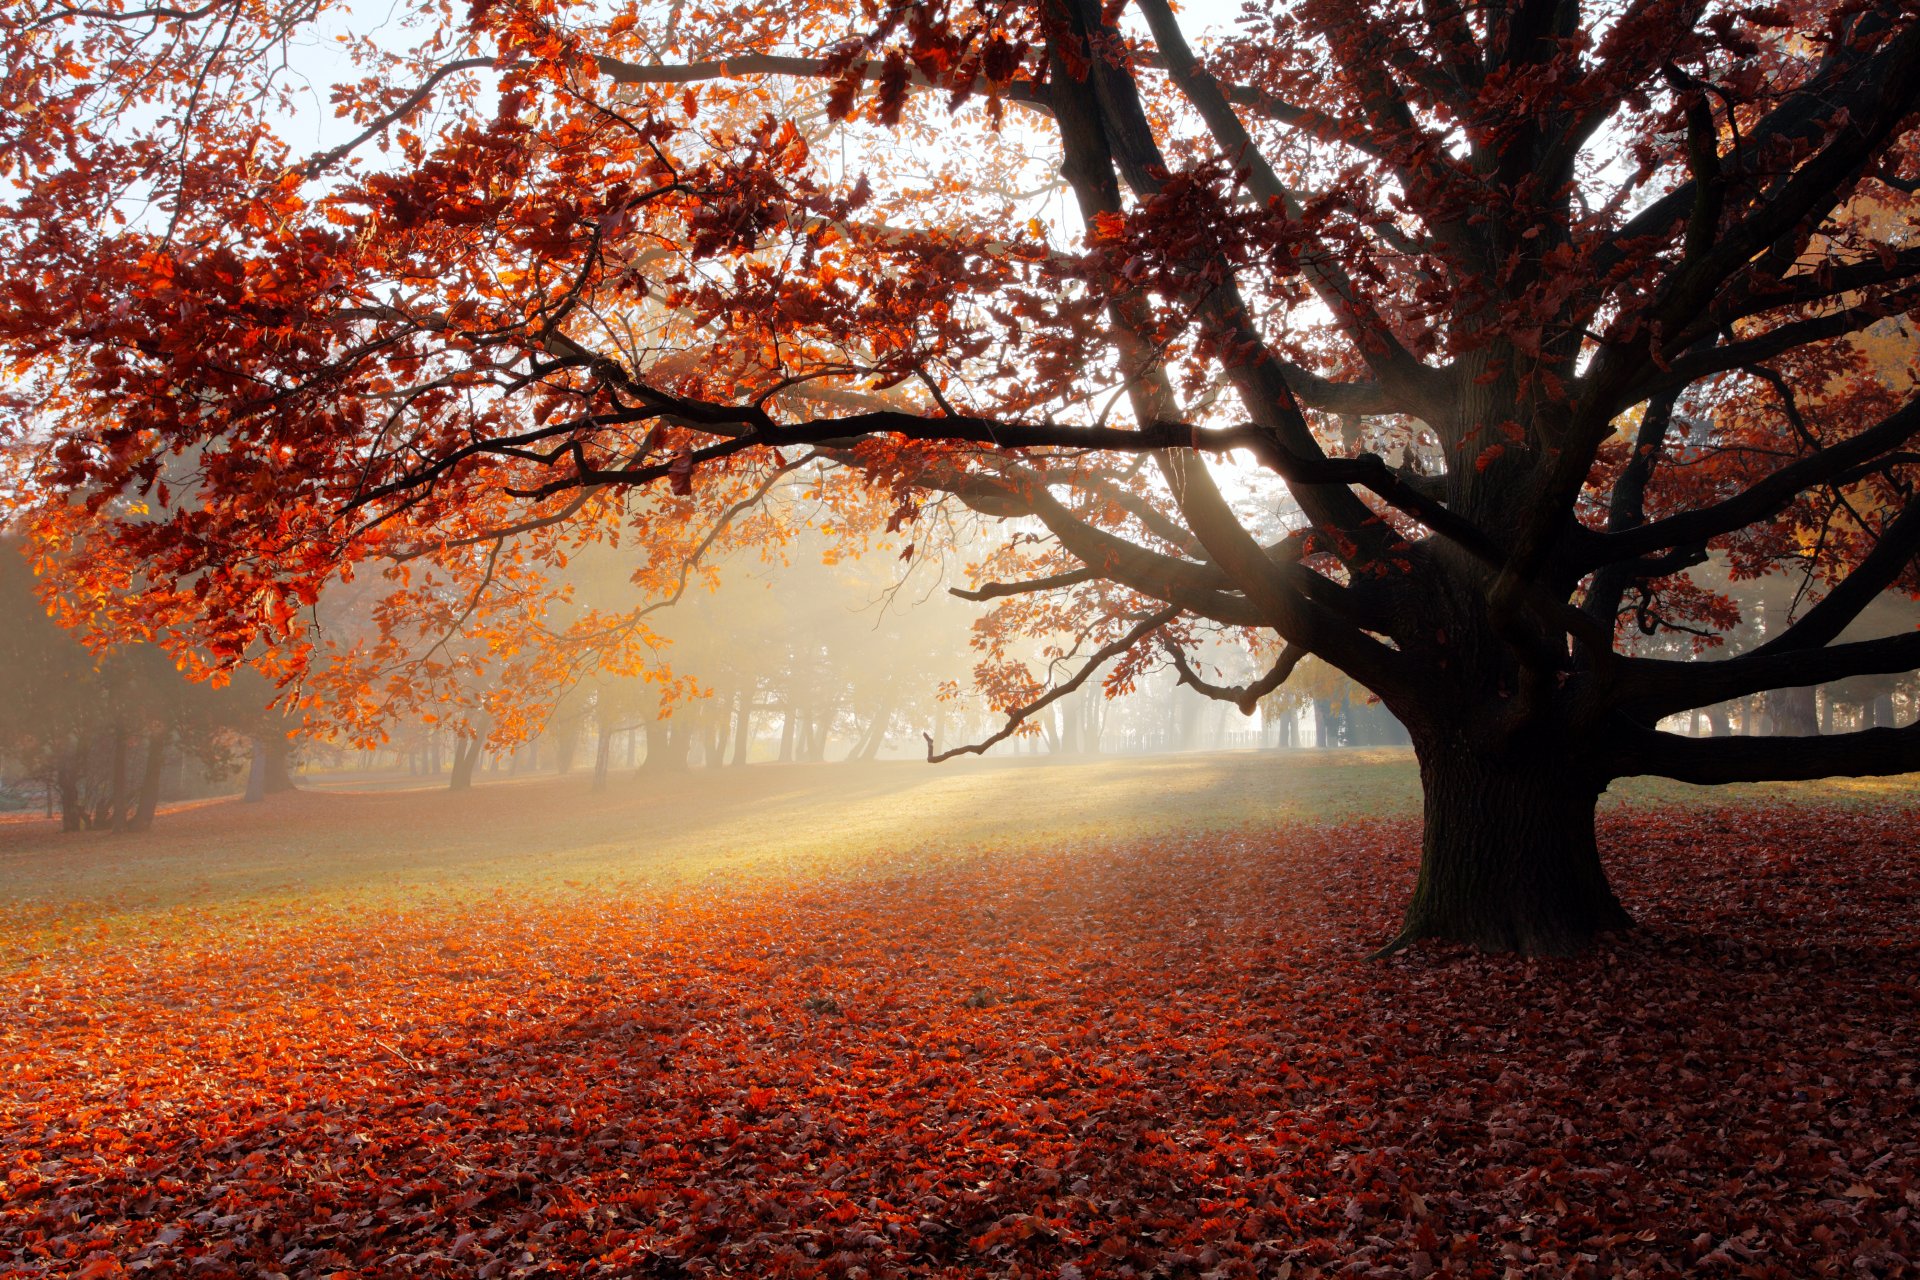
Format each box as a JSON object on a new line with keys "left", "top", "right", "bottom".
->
{"left": 1, "top": 748, "right": 1914, "bottom": 950}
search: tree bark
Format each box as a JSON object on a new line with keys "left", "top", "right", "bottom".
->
{"left": 1387, "top": 743, "right": 1633, "bottom": 956}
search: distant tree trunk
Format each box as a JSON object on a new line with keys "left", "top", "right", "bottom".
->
{"left": 449, "top": 732, "right": 484, "bottom": 791}
{"left": 56, "top": 752, "right": 84, "bottom": 832}
{"left": 556, "top": 720, "right": 581, "bottom": 775}
{"left": 1818, "top": 689, "right": 1835, "bottom": 735}
{"left": 592, "top": 727, "right": 614, "bottom": 792}
{"left": 778, "top": 707, "right": 797, "bottom": 762}
{"left": 1059, "top": 699, "right": 1082, "bottom": 756}
{"left": 1705, "top": 703, "right": 1731, "bottom": 737}
{"left": 96, "top": 729, "right": 131, "bottom": 828}
{"left": 730, "top": 696, "right": 754, "bottom": 766}
{"left": 244, "top": 734, "right": 298, "bottom": 801}
{"left": 642, "top": 719, "right": 692, "bottom": 773}
{"left": 1869, "top": 686, "right": 1897, "bottom": 729}
{"left": 851, "top": 694, "right": 893, "bottom": 762}
{"left": 262, "top": 734, "right": 298, "bottom": 794}
{"left": 125, "top": 731, "right": 169, "bottom": 832}
{"left": 1177, "top": 691, "right": 1205, "bottom": 750}
{"left": 801, "top": 711, "right": 829, "bottom": 762}
{"left": 1311, "top": 699, "right": 1333, "bottom": 748}
{"left": 1772, "top": 685, "right": 1820, "bottom": 736}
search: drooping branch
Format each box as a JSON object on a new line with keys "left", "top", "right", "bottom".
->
{"left": 924, "top": 605, "right": 1180, "bottom": 763}
{"left": 1163, "top": 640, "right": 1305, "bottom": 715}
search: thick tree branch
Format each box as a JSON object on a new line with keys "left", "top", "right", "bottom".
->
{"left": 1619, "top": 720, "right": 1920, "bottom": 785}
{"left": 1580, "top": 395, "right": 1920, "bottom": 568}
{"left": 1618, "top": 629, "right": 1920, "bottom": 719}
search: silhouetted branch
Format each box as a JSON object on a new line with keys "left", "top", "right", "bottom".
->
{"left": 925, "top": 606, "right": 1179, "bottom": 763}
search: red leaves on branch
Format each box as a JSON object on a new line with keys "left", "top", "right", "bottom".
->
{"left": 3, "top": 801, "right": 1916, "bottom": 1276}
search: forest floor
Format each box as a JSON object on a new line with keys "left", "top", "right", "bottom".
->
{"left": 2, "top": 750, "right": 1917, "bottom": 1277}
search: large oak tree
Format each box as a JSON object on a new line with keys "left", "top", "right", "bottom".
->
{"left": 5, "top": 0, "right": 1920, "bottom": 952}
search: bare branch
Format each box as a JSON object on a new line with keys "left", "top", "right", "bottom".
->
{"left": 593, "top": 52, "right": 1050, "bottom": 114}
{"left": 1163, "top": 640, "right": 1306, "bottom": 715}
{"left": 925, "top": 606, "right": 1179, "bottom": 763}
{"left": 948, "top": 567, "right": 1096, "bottom": 602}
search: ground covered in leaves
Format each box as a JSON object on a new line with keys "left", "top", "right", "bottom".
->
{"left": 2, "top": 769, "right": 1916, "bottom": 1277}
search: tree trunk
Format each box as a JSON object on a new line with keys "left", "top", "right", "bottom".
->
{"left": 1389, "top": 744, "right": 1633, "bottom": 956}
{"left": 101, "top": 728, "right": 130, "bottom": 828}
{"left": 704, "top": 697, "right": 730, "bottom": 768}
{"left": 56, "top": 754, "right": 84, "bottom": 832}
{"left": 125, "top": 731, "right": 169, "bottom": 832}
{"left": 851, "top": 694, "right": 893, "bottom": 762}
{"left": 1772, "top": 685, "right": 1820, "bottom": 736}
{"left": 730, "top": 698, "right": 754, "bottom": 766}
{"left": 449, "top": 732, "right": 483, "bottom": 791}
{"left": 642, "top": 719, "right": 691, "bottom": 773}
{"left": 262, "top": 733, "right": 298, "bottom": 794}
{"left": 592, "top": 726, "right": 613, "bottom": 792}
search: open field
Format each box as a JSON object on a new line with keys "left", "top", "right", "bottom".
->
{"left": 5, "top": 747, "right": 1917, "bottom": 930}
{"left": 3, "top": 751, "right": 1918, "bottom": 1277}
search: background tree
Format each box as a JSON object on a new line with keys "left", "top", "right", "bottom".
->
{"left": 0, "top": 542, "right": 272, "bottom": 829}
{"left": 6, "top": 0, "right": 1920, "bottom": 952}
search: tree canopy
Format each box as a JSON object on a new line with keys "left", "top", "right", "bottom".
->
{"left": 4, "top": 0, "right": 1919, "bottom": 951}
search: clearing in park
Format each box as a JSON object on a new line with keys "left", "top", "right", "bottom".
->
{"left": 2, "top": 752, "right": 1916, "bottom": 1277}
